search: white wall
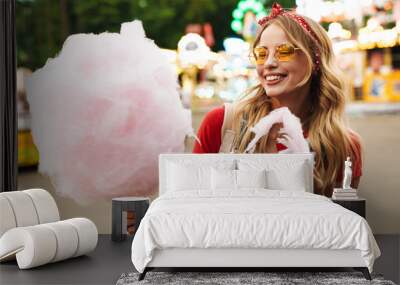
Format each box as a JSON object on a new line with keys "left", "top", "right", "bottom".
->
{"left": 348, "top": 114, "right": 400, "bottom": 234}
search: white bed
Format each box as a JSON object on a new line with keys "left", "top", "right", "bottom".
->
{"left": 131, "top": 154, "right": 380, "bottom": 281}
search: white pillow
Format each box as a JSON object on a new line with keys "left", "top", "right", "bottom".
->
{"left": 167, "top": 162, "right": 211, "bottom": 191}
{"left": 266, "top": 164, "right": 307, "bottom": 191}
{"left": 166, "top": 159, "right": 236, "bottom": 193}
{"left": 236, "top": 169, "right": 267, "bottom": 188}
{"left": 238, "top": 159, "right": 308, "bottom": 191}
{"left": 211, "top": 168, "right": 268, "bottom": 190}
{"left": 211, "top": 168, "right": 236, "bottom": 190}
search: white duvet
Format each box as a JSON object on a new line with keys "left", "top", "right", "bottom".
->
{"left": 131, "top": 190, "right": 380, "bottom": 273}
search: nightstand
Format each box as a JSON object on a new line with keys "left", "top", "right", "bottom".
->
{"left": 112, "top": 197, "right": 150, "bottom": 242}
{"left": 331, "top": 197, "right": 366, "bottom": 218}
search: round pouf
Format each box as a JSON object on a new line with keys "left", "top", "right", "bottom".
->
{"left": 112, "top": 197, "right": 149, "bottom": 242}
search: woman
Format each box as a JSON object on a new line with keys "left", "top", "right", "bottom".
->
{"left": 193, "top": 3, "right": 362, "bottom": 197}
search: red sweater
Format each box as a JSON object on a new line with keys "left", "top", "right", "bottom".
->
{"left": 193, "top": 105, "right": 362, "bottom": 180}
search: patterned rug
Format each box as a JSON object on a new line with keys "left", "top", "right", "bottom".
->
{"left": 116, "top": 271, "right": 396, "bottom": 285}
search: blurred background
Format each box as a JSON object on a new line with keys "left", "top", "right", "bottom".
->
{"left": 16, "top": 0, "right": 400, "bottom": 234}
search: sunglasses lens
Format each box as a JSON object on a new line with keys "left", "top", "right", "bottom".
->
{"left": 276, "top": 44, "right": 295, "bottom": 61}
{"left": 254, "top": 47, "right": 267, "bottom": 65}
{"left": 253, "top": 44, "right": 296, "bottom": 64}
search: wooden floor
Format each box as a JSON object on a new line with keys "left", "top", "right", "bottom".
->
{"left": 0, "top": 235, "right": 398, "bottom": 285}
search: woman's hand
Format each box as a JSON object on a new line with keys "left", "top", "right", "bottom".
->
{"left": 265, "top": 122, "right": 284, "bottom": 153}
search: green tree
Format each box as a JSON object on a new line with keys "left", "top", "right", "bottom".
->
{"left": 16, "top": 0, "right": 296, "bottom": 70}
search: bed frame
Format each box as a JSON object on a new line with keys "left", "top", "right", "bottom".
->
{"left": 138, "top": 154, "right": 372, "bottom": 281}
{"left": 140, "top": 248, "right": 371, "bottom": 280}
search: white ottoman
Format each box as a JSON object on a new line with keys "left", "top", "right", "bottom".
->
{"left": 0, "top": 189, "right": 98, "bottom": 269}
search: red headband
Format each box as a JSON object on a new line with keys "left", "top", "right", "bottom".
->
{"left": 258, "top": 3, "right": 321, "bottom": 73}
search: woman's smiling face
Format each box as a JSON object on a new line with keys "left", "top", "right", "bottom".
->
{"left": 256, "top": 23, "right": 310, "bottom": 99}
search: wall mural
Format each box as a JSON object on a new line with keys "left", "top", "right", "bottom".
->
{"left": 26, "top": 21, "right": 193, "bottom": 203}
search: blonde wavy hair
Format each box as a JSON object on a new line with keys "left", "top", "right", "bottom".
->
{"left": 232, "top": 14, "right": 360, "bottom": 196}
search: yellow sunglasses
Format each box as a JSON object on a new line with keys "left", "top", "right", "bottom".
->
{"left": 250, "top": 43, "right": 300, "bottom": 65}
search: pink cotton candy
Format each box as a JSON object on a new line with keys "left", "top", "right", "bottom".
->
{"left": 26, "top": 21, "right": 192, "bottom": 203}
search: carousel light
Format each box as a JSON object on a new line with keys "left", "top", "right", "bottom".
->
{"left": 232, "top": 77, "right": 248, "bottom": 93}
{"left": 332, "top": 40, "right": 358, "bottom": 54}
{"left": 358, "top": 30, "right": 376, "bottom": 49}
{"left": 238, "top": 1, "right": 248, "bottom": 10}
{"left": 194, "top": 84, "right": 215, "bottom": 99}
{"left": 376, "top": 29, "right": 398, "bottom": 48}
{"left": 320, "top": 2, "right": 331, "bottom": 17}
{"left": 360, "top": 0, "right": 373, "bottom": 7}
{"left": 397, "top": 22, "right": 400, "bottom": 45}
{"left": 295, "top": 0, "right": 325, "bottom": 22}
{"left": 366, "top": 18, "right": 382, "bottom": 31}
{"left": 233, "top": 9, "right": 244, "bottom": 19}
{"left": 254, "top": 1, "right": 263, "bottom": 13}
{"left": 230, "top": 0, "right": 266, "bottom": 34}
{"left": 177, "top": 33, "right": 211, "bottom": 68}
{"left": 332, "top": 1, "right": 344, "bottom": 16}
{"left": 357, "top": 16, "right": 399, "bottom": 50}
{"left": 223, "top": 38, "right": 249, "bottom": 55}
{"left": 212, "top": 62, "right": 225, "bottom": 77}
{"left": 231, "top": 20, "right": 243, "bottom": 32}
{"left": 218, "top": 77, "right": 249, "bottom": 102}
{"left": 395, "top": 21, "right": 400, "bottom": 33}
{"left": 328, "top": 22, "right": 351, "bottom": 39}
{"left": 219, "top": 90, "right": 236, "bottom": 101}
{"left": 256, "top": 11, "right": 267, "bottom": 20}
